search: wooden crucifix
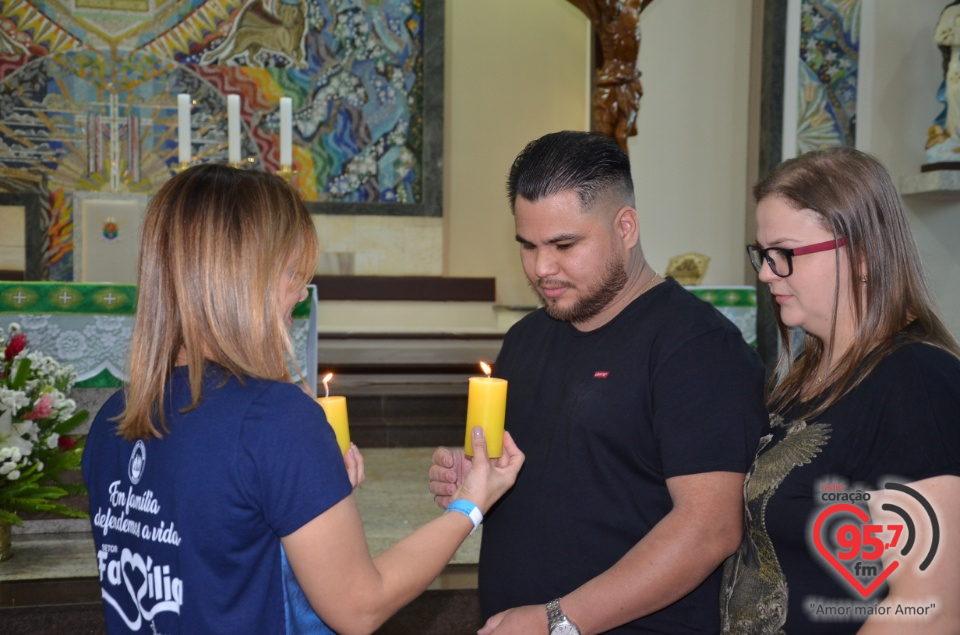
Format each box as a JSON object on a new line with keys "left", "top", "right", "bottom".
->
{"left": 567, "top": 0, "right": 654, "bottom": 152}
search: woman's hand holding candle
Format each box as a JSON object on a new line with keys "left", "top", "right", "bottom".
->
{"left": 315, "top": 372, "right": 351, "bottom": 455}
{"left": 343, "top": 443, "right": 365, "bottom": 489}
{"left": 449, "top": 427, "right": 524, "bottom": 516}
{"left": 464, "top": 361, "right": 508, "bottom": 458}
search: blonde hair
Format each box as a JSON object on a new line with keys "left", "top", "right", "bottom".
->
{"left": 118, "top": 165, "right": 319, "bottom": 440}
{"left": 754, "top": 147, "right": 960, "bottom": 418}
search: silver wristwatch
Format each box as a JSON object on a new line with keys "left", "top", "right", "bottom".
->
{"left": 546, "top": 598, "right": 581, "bottom": 635}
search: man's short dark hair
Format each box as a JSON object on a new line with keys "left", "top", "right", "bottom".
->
{"left": 506, "top": 130, "right": 634, "bottom": 213}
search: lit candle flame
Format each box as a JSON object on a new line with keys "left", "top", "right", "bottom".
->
{"left": 322, "top": 372, "right": 333, "bottom": 399}
{"left": 479, "top": 361, "right": 491, "bottom": 378}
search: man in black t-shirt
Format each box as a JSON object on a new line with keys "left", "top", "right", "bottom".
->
{"left": 429, "top": 131, "right": 767, "bottom": 634}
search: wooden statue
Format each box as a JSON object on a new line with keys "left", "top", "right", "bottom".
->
{"left": 568, "top": 0, "right": 653, "bottom": 152}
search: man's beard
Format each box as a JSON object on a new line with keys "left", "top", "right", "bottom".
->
{"left": 532, "top": 253, "right": 628, "bottom": 324}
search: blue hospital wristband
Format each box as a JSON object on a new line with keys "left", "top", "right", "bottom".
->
{"left": 445, "top": 499, "right": 483, "bottom": 534}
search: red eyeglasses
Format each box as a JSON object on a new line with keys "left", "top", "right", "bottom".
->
{"left": 746, "top": 237, "right": 848, "bottom": 278}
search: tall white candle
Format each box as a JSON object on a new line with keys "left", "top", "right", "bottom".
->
{"left": 177, "top": 94, "right": 191, "bottom": 164}
{"left": 228, "top": 94, "right": 241, "bottom": 164}
{"left": 280, "top": 97, "right": 292, "bottom": 166}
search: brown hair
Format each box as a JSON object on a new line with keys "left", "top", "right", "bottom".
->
{"left": 118, "top": 165, "right": 319, "bottom": 440}
{"left": 754, "top": 146, "right": 960, "bottom": 417}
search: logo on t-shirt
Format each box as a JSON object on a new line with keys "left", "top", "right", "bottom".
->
{"left": 593, "top": 371, "right": 610, "bottom": 378}
{"left": 129, "top": 440, "right": 146, "bottom": 485}
{"left": 807, "top": 479, "right": 941, "bottom": 620}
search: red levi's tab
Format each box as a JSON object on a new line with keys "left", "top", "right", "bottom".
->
{"left": 594, "top": 371, "right": 610, "bottom": 378}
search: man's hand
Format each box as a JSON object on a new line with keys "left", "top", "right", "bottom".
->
{"left": 428, "top": 446, "right": 473, "bottom": 509}
{"left": 478, "top": 605, "right": 548, "bottom": 635}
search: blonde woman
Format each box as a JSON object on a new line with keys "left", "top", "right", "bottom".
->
{"left": 722, "top": 147, "right": 960, "bottom": 634}
{"left": 82, "top": 164, "right": 523, "bottom": 634}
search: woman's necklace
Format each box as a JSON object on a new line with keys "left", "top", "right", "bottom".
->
{"left": 813, "top": 359, "right": 833, "bottom": 388}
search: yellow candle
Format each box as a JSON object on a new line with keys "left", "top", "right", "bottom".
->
{"left": 316, "top": 397, "right": 350, "bottom": 455}
{"left": 464, "top": 362, "right": 508, "bottom": 458}
{"left": 316, "top": 373, "right": 350, "bottom": 454}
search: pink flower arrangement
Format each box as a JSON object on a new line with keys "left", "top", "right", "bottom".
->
{"left": 0, "top": 324, "right": 88, "bottom": 525}
{"left": 23, "top": 394, "right": 54, "bottom": 421}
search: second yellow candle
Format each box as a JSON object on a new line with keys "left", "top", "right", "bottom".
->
{"left": 464, "top": 376, "right": 508, "bottom": 458}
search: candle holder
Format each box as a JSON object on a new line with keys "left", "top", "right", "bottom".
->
{"left": 278, "top": 164, "right": 297, "bottom": 182}
{"left": 176, "top": 161, "right": 191, "bottom": 173}
{"left": 228, "top": 162, "right": 244, "bottom": 169}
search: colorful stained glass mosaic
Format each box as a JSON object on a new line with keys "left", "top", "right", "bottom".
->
{"left": 795, "top": 0, "right": 860, "bottom": 155}
{"left": 0, "top": 0, "right": 427, "bottom": 279}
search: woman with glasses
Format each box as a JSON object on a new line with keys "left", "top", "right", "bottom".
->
{"left": 720, "top": 147, "right": 960, "bottom": 634}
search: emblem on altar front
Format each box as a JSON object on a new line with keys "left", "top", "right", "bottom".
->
{"left": 102, "top": 216, "right": 119, "bottom": 241}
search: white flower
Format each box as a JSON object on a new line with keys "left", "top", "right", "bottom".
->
{"left": 45, "top": 433, "right": 59, "bottom": 448}
{"left": 0, "top": 408, "right": 35, "bottom": 457}
{"left": 6, "top": 470, "right": 20, "bottom": 481}
{"left": 0, "top": 447, "right": 10, "bottom": 460}
{"left": 0, "top": 388, "right": 31, "bottom": 411}
{"left": 0, "top": 462, "right": 14, "bottom": 475}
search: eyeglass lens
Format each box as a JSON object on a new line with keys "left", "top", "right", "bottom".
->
{"left": 764, "top": 249, "right": 790, "bottom": 276}
{"left": 748, "top": 246, "right": 790, "bottom": 277}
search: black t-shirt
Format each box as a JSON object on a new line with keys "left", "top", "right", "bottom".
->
{"left": 479, "top": 277, "right": 767, "bottom": 633}
{"left": 721, "top": 342, "right": 960, "bottom": 634}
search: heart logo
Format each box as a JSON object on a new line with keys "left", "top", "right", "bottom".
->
{"left": 812, "top": 503, "right": 900, "bottom": 598}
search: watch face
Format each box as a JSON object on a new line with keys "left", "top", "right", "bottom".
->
{"left": 551, "top": 624, "right": 580, "bottom": 635}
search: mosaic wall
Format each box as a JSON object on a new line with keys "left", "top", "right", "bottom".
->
{"left": 795, "top": 0, "right": 860, "bottom": 154}
{"left": 0, "top": 0, "right": 432, "bottom": 280}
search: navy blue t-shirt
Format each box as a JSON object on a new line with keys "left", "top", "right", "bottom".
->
{"left": 82, "top": 365, "right": 352, "bottom": 633}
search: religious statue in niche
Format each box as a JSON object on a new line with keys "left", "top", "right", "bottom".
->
{"left": 567, "top": 0, "right": 653, "bottom": 152}
{"left": 925, "top": 0, "right": 960, "bottom": 170}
